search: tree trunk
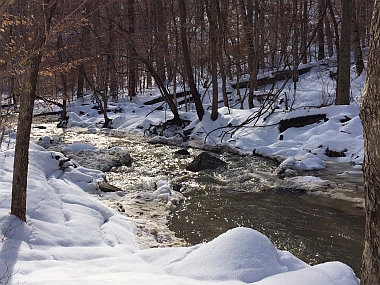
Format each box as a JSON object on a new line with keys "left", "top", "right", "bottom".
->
{"left": 57, "top": 34, "right": 68, "bottom": 123}
{"left": 360, "top": 1, "right": 380, "bottom": 284}
{"left": 11, "top": 0, "right": 57, "bottom": 222}
{"left": 257, "top": 0, "right": 265, "bottom": 68}
{"left": 155, "top": 0, "right": 167, "bottom": 84}
{"left": 240, "top": 0, "right": 256, "bottom": 109}
{"left": 135, "top": 53, "right": 181, "bottom": 122}
{"left": 325, "top": 15, "right": 334, "bottom": 57}
{"left": 351, "top": 0, "right": 364, "bottom": 77}
{"left": 336, "top": 0, "right": 351, "bottom": 105}
{"left": 77, "top": 2, "right": 91, "bottom": 99}
{"left": 170, "top": 0, "right": 179, "bottom": 108}
{"left": 235, "top": 5, "right": 242, "bottom": 108}
{"left": 292, "top": 0, "right": 300, "bottom": 66}
{"left": 128, "top": 0, "right": 136, "bottom": 100}
{"left": 317, "top": 0, "right": 325, "bottom": 60}
{"left": 79, "top": 65, "right": 113, "bottom": 128}
{"left": 215, "top": 0, "right": 228, "bottom": 108}
{"left": 107, "top": 20, "right": 118, "bottom": 101}
{"left": 326, "top": 0, "right": 340, "bottom": 59}
{"left": 178, "top": 0, "right": 204, "bottom": 121}
{"left": 206, "top": 0, "right": 219, "bottom": 121}
{"left": 300, "top": 0, "right": 308, "bottom": 64}
{"left": 278, "top": 0, "right": 289, "bottom": 65}
{"left": 272, "top": 1, "right": 280, "bottom": 67}
{"left": 77, "top": 63, "right": 85, "bottom": 99}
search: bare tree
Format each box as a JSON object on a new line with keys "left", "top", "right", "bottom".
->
{"left": 326, "top": 0, "right": 340, "bottom": 59}
{"left": 351, "top": 0, "right": 364, "bottom": 76}
{"left": 325, "top": 9, "right": 334, "bottom": 57}
{"left": 206, "top": 0, "right": 219, "bottom": 121}
{"left": 56, "top": 34, "right": 68, "bottom": 125}
{"left": 127, "top": 0, "right": 136, "bottom": 100}
{"left": 215, "top": 0, "right": 229, "bottom": 108}
{"left": 178, "top": 0, "right": 204, "bottom": 121}
{"left": 11, "top": 0, "right": 57, "bottom": 221}
{"left": 336, "top": 0, "right": 351, "bottom": 105}
{"left": 317, "top": 0, "right": 326, "bottom": 60}
{"left": 239, "top": 0, "right": 256, "bottom": 109}
{"left": 360, "top": 0, "right": 380, "bottom": 284}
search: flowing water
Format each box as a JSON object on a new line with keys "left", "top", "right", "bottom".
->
{"left": 31, "top": 121, "right": 365, "bottom": 275}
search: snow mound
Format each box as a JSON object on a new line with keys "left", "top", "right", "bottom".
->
{"left": 164, "top": 227, "right": 293, "bottom": 282}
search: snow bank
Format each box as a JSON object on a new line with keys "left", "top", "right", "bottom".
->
{"left": 0, "top": 144, "right": 360, "bottom": 284}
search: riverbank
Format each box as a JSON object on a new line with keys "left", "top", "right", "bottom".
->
{"left": 27, "top": 117, "right": 365, "bottom": 275}
{"left": 1, "top": 61, "right": 365, "bottom": 283}
{"left": 0, "top": 132, "right": 361, "bottom": 284}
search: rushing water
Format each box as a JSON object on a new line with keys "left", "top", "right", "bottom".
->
{"left": 31, "top": 121, "right": 365, "bottom": 275}
{"left": 169, "top": 177, "right": 364, "bottom": 274}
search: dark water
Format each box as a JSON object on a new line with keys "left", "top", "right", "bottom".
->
{"left": 167, "top": 156, "right": 365, "bottom": 276}
{"left": 30, "top": 124, "right": 365, "bottom": 276}
{"left": 169, "top": 185, "right": 364, "bottom": 275}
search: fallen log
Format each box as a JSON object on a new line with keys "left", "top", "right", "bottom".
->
{"left": 278, "top": 114, "right": 328, "bottom": 133}
{"left": 231, "top": 66, "right": 312, "bottom": 89}
{"left": 144, "top": 90, "right": 192, "bottom": 105}
{"left": 33, "top": 111, "right": 62, "bottom": 117}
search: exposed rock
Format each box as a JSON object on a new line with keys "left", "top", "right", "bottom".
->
{"left": 34, "top": 125, "right": 47, "bottom": 129}
{"left": 274, "top": 176, "right": 331, "bottom": 192}
{"left": 61, "top": 146, "right": 132, "bottom": 172}
{"left": 274, "top": 164, "right": 300, "bottom": 178}
{"left": 174, "top": 149, "right": 190, "bottom": 156}
{"left": 186, "top": 152, "right": 227, "bottom": 172}
{"left": 37, "top": 136, "right": 62, "bottom": 148}
{"left": 325, "top": 147, "right": 347, "bottom": 157}
{"left": 99, "top": 182, "right": 123, "bottom": 192}
{"left": 340, "top": 115, "right": 352, "bottom": 123}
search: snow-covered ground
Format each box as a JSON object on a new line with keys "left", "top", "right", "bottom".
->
{"left": 0, "top": 60, "right": 364, "bottom": 284}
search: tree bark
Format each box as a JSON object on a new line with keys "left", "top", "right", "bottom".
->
{"left": 178, "top": 0, "right": 204, "bottom": 121}
{"left": 128, "top": 0, "right": 136, "bottom": 100}
{"left": 326, "top": 0, "right": 340, "bottom": 59}
{"left": 107, "top": 20, "right": 118, "bottom": 101}
{"left": 206, "top": 0, "right": 219, "bottom": 121}
{"left": 77, "top": 63, "right": 85, "bottom": 99}
{"left": 77, "top": 1, "right": 91, "bottom": 99}
{"left": 351, "top": 0, "right": 364, "bottom": 77}
{"left": 235, "top": 5, "right": 242, "bottom": 108}
{"left": 215, "top": 0, "right": 229, "bottom": 108}
{"left": 317, "top": 0, "right": 325, "bottom": 60}
{"left": 240, "top": 0, "right": 257, "bottom": 109}
{"left": 336, "top": 0, "right": 351, "bottom": 105}
{"left": 292, "top": 0, "right": 300, "bottom": 66}
{"left": 325, "top": 13, "right": 334, "bottom": 57}
{"left": 155, "top": 0, "right": 167, "bottom": 84}
{"left": 360, "top": 1, "right": 380, "bottom": 284}
{"left": 57, "top": 35, "right": 68, "bottom": 123}
{"left": 11, "top": 0, "right": 57, "bottom": 222}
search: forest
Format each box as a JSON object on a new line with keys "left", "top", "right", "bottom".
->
{"left": 1, "top": 0, "right": 380, "bottom": 284}
{"left": 0, "top": 0, "right": 374, "bottom": 128}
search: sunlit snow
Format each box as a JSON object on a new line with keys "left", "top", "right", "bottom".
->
{"left": 0, "top": 60, "right": 364, "bottom": 284}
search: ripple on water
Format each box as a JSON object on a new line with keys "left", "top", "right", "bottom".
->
{"left": 30, "top": 119, "right": 365, "bottom": 274}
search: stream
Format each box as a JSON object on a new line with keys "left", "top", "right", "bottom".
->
{"left": 31, "top": 120, "right": 365, "bottom": 276}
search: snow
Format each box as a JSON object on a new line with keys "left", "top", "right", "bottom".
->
{"left": 0, "top": 61, "right": 364, "bottom": 284}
